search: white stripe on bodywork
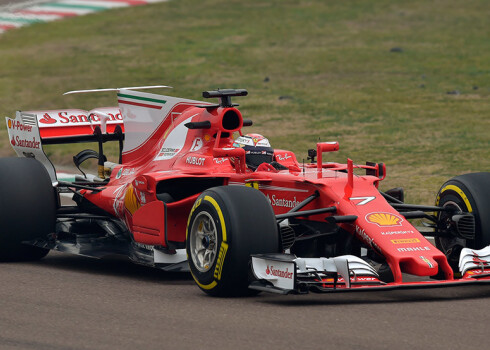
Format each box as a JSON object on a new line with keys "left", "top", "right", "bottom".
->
{"left": 153, "top": 115, "right": 195, "bottom": 161}
{"left": 119, "top": 89, "right": 204, "bottom": 158}
{"left": 259, "top": 184, "right": 309, "bottom": 192}
{"left": 154, "top": 248, "right": 187, "bottom": 264}
{"left": 229, "top": 181, "right": 309, "bottom": 193}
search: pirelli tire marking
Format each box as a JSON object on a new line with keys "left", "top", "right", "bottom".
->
{"left": 187, "top": 195, "right": 228, "bottom": 291}
{"left": 436, "top": 184, "right": 473, "bottom": 212}
{"left": 213, "top": 241, "right": 228, "bottom": 280}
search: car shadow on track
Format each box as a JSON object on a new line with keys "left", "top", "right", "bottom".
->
{"left": 256, "top": 285, "right": 490, "bottom": 306}
{"left": 22, "top": 252, "right": 490, "bottom": 305}
{"left": 32, "top": 251, "right": 194, "bottom": 285}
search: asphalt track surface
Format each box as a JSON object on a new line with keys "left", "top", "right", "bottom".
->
{"left": 0, "top": 251, "right": 489, "bottom": 350}
{"left": 2, "top": 1, "right": 490, "bottom": 349}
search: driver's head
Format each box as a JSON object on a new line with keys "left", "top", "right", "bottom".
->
{"left": 233, "top": 133, "right": 274, "bottom": 170}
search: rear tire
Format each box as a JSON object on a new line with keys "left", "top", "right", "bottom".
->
{"left": 186, "top": 185, "right": 280, "bottom": 297}
{"left": 0, "top": 158, "right": 56, "bottom": 261}
{"left": 435, "top": 172, "right": 490, "bottom": 271}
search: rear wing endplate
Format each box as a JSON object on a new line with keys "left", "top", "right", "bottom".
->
{"left": 6, "top": 112, "right": 57, "bottom": 183}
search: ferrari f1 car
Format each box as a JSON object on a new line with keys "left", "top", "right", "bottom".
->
{"left": 2, "top": 87, "right": 490, "bottom": 297}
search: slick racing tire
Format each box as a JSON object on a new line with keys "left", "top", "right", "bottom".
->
{"left": 435, "top": 172, "right": 490, "bottom": 271}
{"left": 186, "top": 185, "right": 280, "bottom": 297}
{"left": 0, "top": 158, "right": 56, "bottom": 261}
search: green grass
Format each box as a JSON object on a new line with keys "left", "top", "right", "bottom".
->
{"left": 0, "top": 0, "right": 488, "bottom": 203}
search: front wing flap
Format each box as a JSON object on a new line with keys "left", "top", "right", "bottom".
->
{"left": 459, "top": 245, "right": 490, "bottom": 279}
{"left": 250, "top": 247, "right": 490, "bottom": 294}
{"left": 250, "top": 253, "right": 383, "bottom": 294}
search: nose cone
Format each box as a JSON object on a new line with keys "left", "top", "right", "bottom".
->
{"left": 400, "top": 256, "right": 439, "bottom": 276}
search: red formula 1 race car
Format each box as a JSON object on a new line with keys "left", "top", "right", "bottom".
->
{"left": 2, "top": 87, "right": 490, "bottom": 297}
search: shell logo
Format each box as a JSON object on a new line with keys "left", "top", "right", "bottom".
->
{"left": 366, "top": 212, "right": 403, "bottom": 227}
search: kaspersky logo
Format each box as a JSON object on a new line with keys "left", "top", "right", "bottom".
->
{"left": 39, "top": 113, "right": 57, "bottom": 124}
{"left": 366, "top": 212, "right": 404, "bottom": 227}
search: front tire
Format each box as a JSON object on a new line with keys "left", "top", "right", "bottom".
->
{"left": 186, "top": 186, "right": 279, "bottom": 297}
{"left": 435, "top": 172, "right": 490, "bottom": 270}
{"left": 0, "top": 158, "right": 56, "bottom": 261}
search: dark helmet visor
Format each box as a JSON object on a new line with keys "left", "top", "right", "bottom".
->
{"left": 244, "top": 146, "right": 274, "bottom": 169}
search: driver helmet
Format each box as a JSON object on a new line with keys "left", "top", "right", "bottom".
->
{"left": 233, "top": 133, "right": 274, "bottom": 170}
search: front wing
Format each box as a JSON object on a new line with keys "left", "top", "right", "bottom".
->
{"left": 250, "top": 246, "right": 490, "bottom": 294}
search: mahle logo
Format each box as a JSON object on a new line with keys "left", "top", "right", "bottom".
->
{"left": 366, "top": 212, "right": 403, "bottom": 227}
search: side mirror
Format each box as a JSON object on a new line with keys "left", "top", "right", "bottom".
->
{"left": 317, "top": 141, "right": 339, "bottom": 177}
{"left": 213, "top": 147, "right": 246, "bottom": 173}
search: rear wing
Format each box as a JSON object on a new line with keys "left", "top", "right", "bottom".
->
{"left": 6, "top": 107, "right": 124, "bottom": 183}
{"left": 5, "top": 87, "right": 210, "bottom": 179}
{"left": 26, "top": 107, "right": 124, "bottom": 144}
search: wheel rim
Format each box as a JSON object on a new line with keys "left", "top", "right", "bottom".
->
{"left": 189, "top": 211, "right": 218, "bottom": 272}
